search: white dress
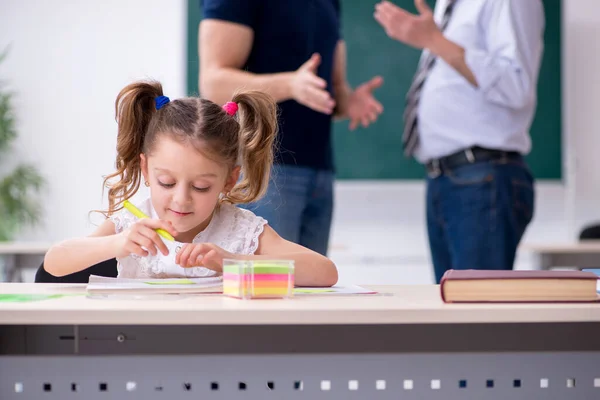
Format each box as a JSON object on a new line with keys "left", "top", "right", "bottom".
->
{"left": 109, "top": 197, "right": 267, "bottom": 279}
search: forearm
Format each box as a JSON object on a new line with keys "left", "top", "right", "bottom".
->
{"left": 239, "top": 252, "right": 338, "bottom": 287}
{"left": 332, "top": 40, "right": 351, "bottom": 119}
{"left": 431, "top": 32, "right": 539, "bottom": 109}
{"left": 201, "top": 68, "right": 294, "bottom": 105}
{"left": 44, "top": 236, "right": 119, "bottom": 277}
{"left": 333, "top": 82, "right": 352, "bottom": 119}
{"left": 429, "top": 32, "right": 478, "bottom": 87}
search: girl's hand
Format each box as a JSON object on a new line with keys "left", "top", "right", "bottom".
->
{"left": 175, "top": 243, "right": 237, "bottom": 272}
{"left": 114, "top": 219, "right": 177, "bottom": 258}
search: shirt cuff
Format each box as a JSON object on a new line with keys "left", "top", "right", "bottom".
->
{"left": 464, "top": 47, "right": 504, "bottom": 92}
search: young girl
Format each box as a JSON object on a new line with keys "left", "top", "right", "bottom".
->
{"left": 44, "top": 80, "right": 338, "bottom": 287}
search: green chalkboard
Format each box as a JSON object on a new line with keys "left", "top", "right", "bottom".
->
{"left": 187, "top": 0, "right": 561, "bottom": 180}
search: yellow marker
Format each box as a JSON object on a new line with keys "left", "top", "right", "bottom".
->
{"left": 123, "top": 200, "right": 175, "bottom": 241}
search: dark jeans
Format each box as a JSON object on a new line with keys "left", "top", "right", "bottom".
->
{"left": 426, "top": 156, "right": 535, "bottom": 283}
{"left": 241, "top": 165, "right": 334, "bottom": 256}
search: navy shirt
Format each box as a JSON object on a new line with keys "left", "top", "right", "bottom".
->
{"left": 202, "top": 0, "right": 341, "bottom": 171}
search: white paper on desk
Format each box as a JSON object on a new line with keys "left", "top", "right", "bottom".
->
{"left": 143, "top": 239, "right": 217, "bottom": 278}
{"left": 86, "top": 275, "right": 223, "bottom": 294}
{"left": 293, "top": 285, "right": 377, "bottom": 295}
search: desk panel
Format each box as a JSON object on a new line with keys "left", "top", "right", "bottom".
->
{"left": 1, "top": 353, "right": 599, "bottom": 399}
{"left": 2, "top": 323, "right": 600, "bottom": 399}
{"left": 2, "top": 284, "right": 600, "bottom": 399}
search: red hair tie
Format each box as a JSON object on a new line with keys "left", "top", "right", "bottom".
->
{"left": 223, "top": 101, "right": 238, "bottom": 116}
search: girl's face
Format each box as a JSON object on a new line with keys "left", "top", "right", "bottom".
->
{"left": 141, "top": 136, "right": 239, "bottom": 242}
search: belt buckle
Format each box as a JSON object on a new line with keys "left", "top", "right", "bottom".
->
{"left": 465, "top": 148, "right": 475, "bottom": 163}
{"left": 428, "top": 159, "right": 441, "bottom": 178}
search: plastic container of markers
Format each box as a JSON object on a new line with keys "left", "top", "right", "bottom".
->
{"left": 222, "top": 259, "right": 295, "bottom": 299}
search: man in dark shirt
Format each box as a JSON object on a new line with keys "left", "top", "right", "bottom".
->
{"left": 200, "top": 0, "right": 383, "bottom": 255}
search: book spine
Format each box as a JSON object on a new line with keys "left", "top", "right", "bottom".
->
{"left": 439, "top": 273, "right": 449, "bottom": 303}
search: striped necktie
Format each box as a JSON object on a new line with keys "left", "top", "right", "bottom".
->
{"left": 402, "top": 0, "right": 457, "bottom": 157}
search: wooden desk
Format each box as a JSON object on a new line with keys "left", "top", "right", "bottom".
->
{"left": 0, "top": 242, "right": 51, "bottom": 282}
{"left": 521, "top": 241, "right": 600, "bottom": 270}
{"left": 1, "top": 284, "right": 599, "bottom": 399}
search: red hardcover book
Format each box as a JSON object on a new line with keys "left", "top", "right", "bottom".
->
{"left": 440, "top": 270, "right": 599, "bottom": 303}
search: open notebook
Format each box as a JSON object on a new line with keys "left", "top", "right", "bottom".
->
{"left": 86, "top": 275, "right": 223, "bottom": 294}
{"left": 86, "top": 275, "right": 377, "bottom": 296}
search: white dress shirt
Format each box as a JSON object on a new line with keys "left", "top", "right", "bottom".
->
{"left": 414, "top": 0, "right": 545, "bottom": 163}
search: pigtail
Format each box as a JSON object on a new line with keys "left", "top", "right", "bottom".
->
{"left": 227, "top": 91, "right": 278, "bottom": 204}
{"left": 101, "top": 81, "right": 164, "bottom": 216}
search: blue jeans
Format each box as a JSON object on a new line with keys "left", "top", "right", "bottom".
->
{"left": 241, "top": 165, "right": 334, "bottom": 256}
{"left": 426, "top": 157, "right": 535, "bottom": 283}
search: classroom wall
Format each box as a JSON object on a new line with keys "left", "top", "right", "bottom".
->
{"left": 0, "top": 0, "right": 598, "bottom": 284}
{"left": 0, "top": 0, "right": 187, "bottom": 237}
{"left": 563, "top": 0, "right": 600, "bottom": 233}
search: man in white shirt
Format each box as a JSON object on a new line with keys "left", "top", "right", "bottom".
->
{"left": 375, "top": 0, "right": 545, "bottom": 282}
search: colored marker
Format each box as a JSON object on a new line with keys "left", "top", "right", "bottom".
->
{"left": 122, "top": 200, "right": 175, "bottom": 241}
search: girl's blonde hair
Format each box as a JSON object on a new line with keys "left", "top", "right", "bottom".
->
{"left": 101, "top": 80, "right": 278, "bottom": 216}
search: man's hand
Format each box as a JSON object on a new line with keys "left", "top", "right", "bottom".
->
{"left": 347, "top": 76, "right": 384, "bottom": 130}
{"left": 290, "top": 53, "right": 336, "bottom": 114}
{"left": 374, "top": 0, "right": 442, "bottom": 50}
{"left": 375, "top": 0, "right": 478, "bottom": 87}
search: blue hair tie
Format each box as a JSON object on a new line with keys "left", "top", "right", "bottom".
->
{"left": 155, "top": 95, "right": 170, "bottom": 110}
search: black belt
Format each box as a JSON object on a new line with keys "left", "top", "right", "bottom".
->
{"left": 426, "top": 146, "right": 522, "bottom": 176}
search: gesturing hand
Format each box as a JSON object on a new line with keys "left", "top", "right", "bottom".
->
{"left": 347, "top": 76, "right": 384, "bottom": 130}
{"left": 291, "top": 53, "right": 336, "bottom": 114}
{"left": 374, "top": 0, "right": 441, "bottom": 50}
